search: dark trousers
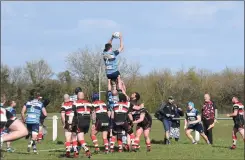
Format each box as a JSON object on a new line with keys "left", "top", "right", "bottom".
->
{"left": 202, "top": 119, "right": 214, "bottom": 144}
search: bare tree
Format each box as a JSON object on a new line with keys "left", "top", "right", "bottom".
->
{"left": 24, "top": 59, "right": 53, "bottom": 85}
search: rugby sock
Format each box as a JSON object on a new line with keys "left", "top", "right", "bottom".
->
{"left": 232, "top": 135, "right": 237, "bottom": 146}
{"left": 91, "top": 135, "right": 99, "bottom": 148}
{"left": 72, "top": 141, "right": 78, "bottom": 152}
{"left": 110, "top": 136, "right": 116, "bottom": 150}
{"left": 32, "top": 140, "right": 37, "bottom": 150}
{"left": 80, "top": 140, "right": 89, "bottom": 152}
{"left": 65, "top": 142, "right": 71, "bottom": 152}
{"left": 38, "top": 132, "right": 43, "bottom": 140}
{"left": 103, "top": 139, "right": 109, "bottom": 151}
{"left": 117, "top": 138, "right": 123, "bottom": 150}
{"left": 134, "top": 139, "right": 140, "bottom": 148}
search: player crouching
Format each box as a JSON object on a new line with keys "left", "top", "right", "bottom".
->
{"left": 90, "top": 93, "right": 110, "bottom": 154}
{"left": 110, "top": 94, "right": 136, "bottom": 152}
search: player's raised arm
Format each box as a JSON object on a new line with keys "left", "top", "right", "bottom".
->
{"left": 118, "top": 33, "right": 124, "bottom": 52}
{"left": 108, "top": 33, "right": 114, "bottom": 44}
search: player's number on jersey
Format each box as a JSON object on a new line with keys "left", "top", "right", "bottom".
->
{"left": 119, "top": 105, "right": 123, "bottom": 111}
{"left": 99, "top": 105, "right": 103, "bottom": 111}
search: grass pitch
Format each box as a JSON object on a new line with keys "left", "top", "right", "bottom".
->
{"left": 1, "top": 115, "right": 244, "bottom": 160}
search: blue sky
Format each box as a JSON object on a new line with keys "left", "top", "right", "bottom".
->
{"left": 1, "top": 1, "right": 244, "bottom": 74}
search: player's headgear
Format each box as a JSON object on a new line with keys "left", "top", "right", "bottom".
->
{"left": 74, "top": 87, "right": 82, "bottom": 95}
{"left": 92, "top": 93, "right": 99, "bottom": 102}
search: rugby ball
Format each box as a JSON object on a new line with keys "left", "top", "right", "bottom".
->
{"left": 113, "top": 32, "right": 120, "bottom": 39}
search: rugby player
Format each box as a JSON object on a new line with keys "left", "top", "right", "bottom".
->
{"left": 90, "top": 93, "right": 110, "bottom": 153}
{"left": 107, "top": 82, "right": 119, "bottom": 138}
{"left": 3, "top": 100, "right": 17, "bottom": 152}
{"left": 110, "top": 93, "right": 136, "bottom": 152}
{"left": 128, "top": 93, "right": 152, "bottom": 152}
{"left": 226, "top": 96, "right": 244, "bottom": 149}
{"left": 21, "top": 92, "right": 47, "bottom": 154}
{"left": 0, "top": 107, "right": 28, "bottom": 149}
{"left": 71, "top": 92, "right": 92, "bottom": 158}
{"left": 102, "top": 32, "right": 124, "bottom": 92}
{"left": 38, "top": 98, "right": 50, "bottom": 143}
{"left": 61, "top": 94, "right": 78, "bottom": 158}
{"left": 184, "top": 102, "right": 210, "bottom": 144}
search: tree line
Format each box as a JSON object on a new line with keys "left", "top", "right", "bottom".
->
{"left": 1, "top": 47, "right": 244, "bottom": 113}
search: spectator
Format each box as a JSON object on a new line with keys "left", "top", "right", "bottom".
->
{"left": 170, "top": 104, "right": 184, "bottom": 142}
{"left": 158, "top": 96, "right": 177, "bottom": 145}
{"left": 201, "top": 93, "right": 216, "bottom": 144}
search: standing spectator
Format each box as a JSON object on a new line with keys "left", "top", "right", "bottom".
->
{"left": 158, "top": 96, "right": 177, "bottom": 145}
{"left": 170, "top": 104, "right": 184, "bottom": 142}
{"left": 201, "top": 93, "right": 216, "bottom": 144}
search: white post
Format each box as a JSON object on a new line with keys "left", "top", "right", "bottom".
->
{"left": 215, "top": 109, "right": 218, "bottom": 119}
{"left": 99, "top": 66, "right": 101, "bottom": 100}
{"left": 195, "top": 131, "right": 200, "bottom": 142}
{"left": 52, "top": 115, "right": 58, "bottom": 141}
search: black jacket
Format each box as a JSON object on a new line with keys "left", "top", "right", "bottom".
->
{"left": 156, "top": 102, "right": 177, "bottom": 120}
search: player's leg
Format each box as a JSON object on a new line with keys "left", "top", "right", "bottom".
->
{"left": 1, "top": 120, "right": 28, "bottom": 143}
{"left": 143, "top": 128, "right": 151, "bottom": 152}
{"left": 230, "top": 126, "right": 239, "bottom": 149}
{"left": 102, "top": 130, "right": 109, "bottom": 153}
{"left": 90, "top": 124, "right": 99, "bottom": 153}
{"left": 77, "top": 126, "right": 91, "bottom": 158}
{"left": 185, "top": 128, "right": 196, "bottom": 144}
{"left": 238, "top": 127, "right": 245, "bottom": 140}
{"left": 163, "top": 119, "right": 171, "bottom": 144}
{"left": 117, "top": 133, "right": 123, "bottom": 152}
{"left": 134, "top": 126, "right": 143, "bottom": 150}
{"left": 71, "top": 132, "right": 79, "bottom": 156}
{"left": 198, "top": 124, "right": 210, "bottom": 144}
{"left": 64, "top": 130, "right": 72, "bottom": 157}
{"left": 28, "top": 124, "right": 39, "bottom": 153}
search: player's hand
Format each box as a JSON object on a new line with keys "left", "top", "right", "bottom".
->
{"left": 178, "top": 108, "right": 182, "bottom": 111}
{"left": 226, "top": 114, "right": 230, "bottom": 117}
{"left": 140, "top": 103, "right": 144, "bottom": 108}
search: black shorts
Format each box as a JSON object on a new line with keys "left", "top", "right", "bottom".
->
{"left": 187, "top": 123, "right": 204, "bottom": 133}
{"left": 76, "top": 115, "right": 90, "bottom": 134}
{"left": 113, "top": 121, "right": 133, "bottom": 135}
{"left": 137, "top": 120, "right": 152, "bottom": 130}
{"left": 95, "top": 114, "right": 109, "bottom": 132}
{"left": 26, "top": 123, "right": 40, "bottom": 134}
{"left": 234, "top": 123, "right": 244, "bottom": 129}
{"left": 107, "top": 71, "right": 120, "bottom": 80}
{"left": 64, "top": 121, "right": 77, "bottom": 132}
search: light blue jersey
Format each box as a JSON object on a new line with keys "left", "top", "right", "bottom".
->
{"left": 107, "top": 91, "right": 118, "bottom": 110}
{"left": 70, "top": 94, "right": 77, "bottom": 102}
{"left": 102, "top": 50, "right": 120, "bottom": 74}
{"left": 25, "top": 99, "right": 43, "bottom": 124}
{"left": 186, "top": 108, "right": 200, "bottom": 127}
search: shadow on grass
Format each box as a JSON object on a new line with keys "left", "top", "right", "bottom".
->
{"left": 151, "top": 139, "right": 164, "bottom": 144}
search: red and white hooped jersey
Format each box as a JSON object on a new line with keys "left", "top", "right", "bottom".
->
{"left": 113, "top": 101, "right": 130, "bottom": 113}
{"left": 92, "top": 100, "right": 108, "bottom": 114}
{"left": 73, "top": 99, "right": 92, "bottom": 115}
{"left": 60, "top": 101, "right": 74, "bottom": 116}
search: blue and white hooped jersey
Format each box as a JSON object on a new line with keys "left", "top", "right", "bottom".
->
{"left": 25, "top": 99, "right": 43, "bottom": 124}
{"left": 186, "top": 108, "right": 200, "bottom": 126}
{"left": 102, "top": 50, "right": 120, "bottom": 74}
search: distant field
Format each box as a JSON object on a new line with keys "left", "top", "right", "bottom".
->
{"left": 1, "top": 115, "right": 244, "bottom": 160}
